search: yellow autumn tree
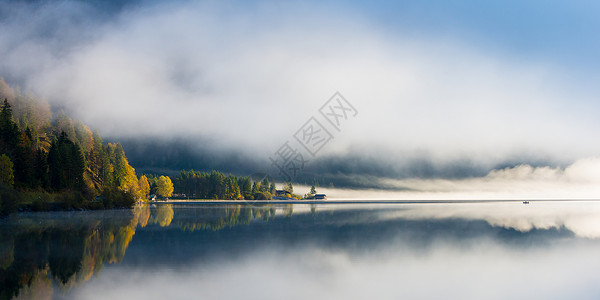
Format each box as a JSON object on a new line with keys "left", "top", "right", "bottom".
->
{"left": 114, "top": 143, "right": 139, "bottom": 196}
{"left": 138, "top": 175, "right": 150, "bottom": 200}
{"left": 150, "top": 204, "right": 174, "bottom": 227}
{"left": 156, "top": 175, "right": 173, "bottom": 199}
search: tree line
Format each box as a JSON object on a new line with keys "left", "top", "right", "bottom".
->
{"left": 0, "top": 79, "right": 147, "bottom": 214}
{"left": 173, "top": 170, "right": 306, "bottom": 200}
{"left": 0, "top": 79, "right": 322, "bottom": 213}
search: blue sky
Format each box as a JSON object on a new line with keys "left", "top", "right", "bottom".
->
{"left": 343, "top": 0, "right": 600, "bottom": 68}
{"left": 210, "top": 0, "right": 600, "bottom": 89}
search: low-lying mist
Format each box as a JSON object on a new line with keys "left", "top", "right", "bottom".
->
{"left": 69, "top": 243, "right": 600, "bottom": 300}
{"left": 316, "top": 156, "right": 600, "bottom": 199}
{"left": 67, "top": 201, "right": 600, "bottom": 300}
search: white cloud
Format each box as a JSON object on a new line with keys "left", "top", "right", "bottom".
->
{"left": 320, "top": 156, "right": 600, "bottom": 200}
{"left": 1, "top": 1, "right": 599, "bottom": 167}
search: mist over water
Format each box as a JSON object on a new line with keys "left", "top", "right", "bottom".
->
{"left": 73, "top": 242, "right": 600, "bottom": 300}
{"left": 3, "top": 203, "right": 596, "bottom": 300}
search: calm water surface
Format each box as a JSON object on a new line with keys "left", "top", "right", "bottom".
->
{"left": 2, "top": 202, "right": 600, "bottom": 300}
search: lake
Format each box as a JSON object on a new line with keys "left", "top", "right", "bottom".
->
{"left": 2, "top": 201, "right": 600, "bottom": 300}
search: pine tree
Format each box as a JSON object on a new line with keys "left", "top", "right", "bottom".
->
{"left": 48, "top": 132, "right": 85, "bottom": 191}
{"left": 225, "top": 175, "right": 241, "bottom": 199}
{"left": 252, "top": 181, "right": 259, "bottom": 194}
{"left": 238, "top": 176, "right": 252, "bottom": 198}
{"left": 15, "top": 127, "right": 35, "bottom": 188}
{"left": 34, "top": 149, "right": 49, "bottom": 189}
{"left": 260, "top": 177, "right": 270, "bottom": 193}
{"left": 0, "top": 99, "right": 19, "bottom": 158}
{"left": 0, "top": 154, "right": 14, "bottom": 186}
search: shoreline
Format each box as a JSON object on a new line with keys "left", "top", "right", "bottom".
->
{"left": 155, "top": 199, "right": 600, "bottom": 205}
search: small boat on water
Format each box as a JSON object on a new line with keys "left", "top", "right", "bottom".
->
{"left": 523, "top": 201, "right": 530, "bottom": 204}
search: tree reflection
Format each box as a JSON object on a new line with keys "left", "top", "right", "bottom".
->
{"left": 0, "top": 207, "right": 147, "bottom": 300}
{"left": 0, "top": 203, "right": 294, "bottom": 299}
{"left": 149, "top": 204, "right": 174, "bottom": 227}
{"left": 174, "top": 204, "right": 287, "bottom": 232}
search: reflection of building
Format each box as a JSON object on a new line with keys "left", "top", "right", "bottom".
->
{"left": 314, "top": 194, "right": 327, "bottom": 200}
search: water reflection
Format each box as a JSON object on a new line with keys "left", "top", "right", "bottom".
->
{"left": 2, "top": 202, "right": 600, "bottom": 299}
{"left": 0, "top": 204, "right": 290, "bottom": 299}
{"left": 0, "top": 208, "right": 143, "bottom": 300}
{"left": 173, "top": 205, "right": 280, "bottom": 231}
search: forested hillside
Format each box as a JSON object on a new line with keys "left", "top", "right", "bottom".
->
{"left": 0, "top": 79, "right": 144, "bottom": 214}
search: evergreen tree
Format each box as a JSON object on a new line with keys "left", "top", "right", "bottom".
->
{"left": 225, "top": 175, "right": 241, "bottom": 199}
{"left": 34, "top": 149, "right": 49, "bottom": 189}
{"left": 208, "top": 170, "right": 226, "bottom": 199}
{"left": 0, "top": 99, "right": 19, "bottom": 158}
{"left": 283, "top": 182, "right": 293, "bottom": 194}
{"left": 47, "top": 132, "right": 85, "bottom": 191}
{"left": 252, "top": 181, "right": 259, "bottom": 194}
{"left": 14, "top": 127, "right": 35, "bottom": 188}
{"left": 260, "top": 177, "right": 270, "bottom": 193}
{"left": 0, "top": 154, "right": 14, "bottom": 186}
{"left": 238, "top": 176, "right": 252, "bottom": 199}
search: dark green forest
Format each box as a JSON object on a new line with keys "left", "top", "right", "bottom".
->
{"left": 174, "top": 170, "right": 273, "bottom": 200}
{"left": 173, "top": 170, "right": 302, "bottom": 200}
